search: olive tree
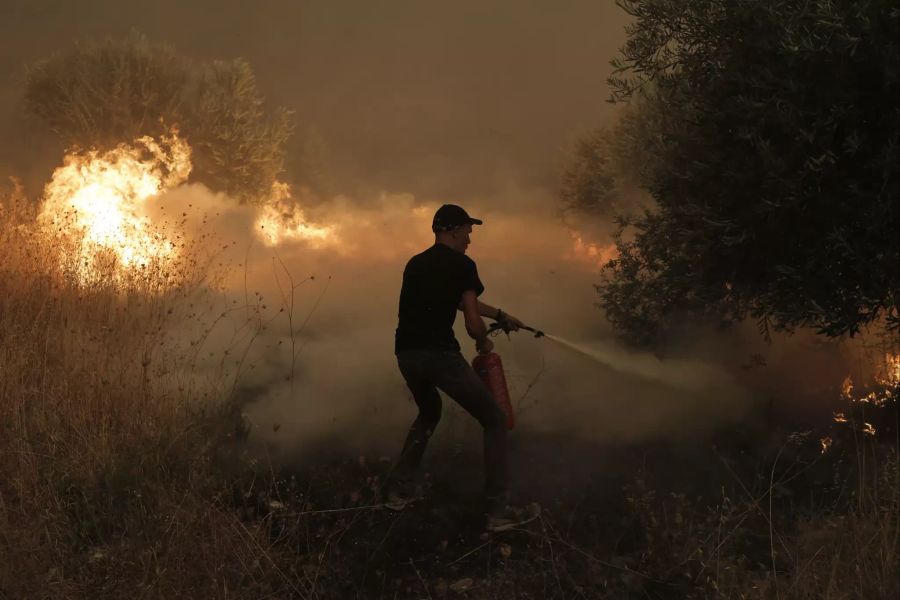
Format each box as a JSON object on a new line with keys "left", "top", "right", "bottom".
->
{"left": 590, "top": 0, "right": 899, "bottom": 346}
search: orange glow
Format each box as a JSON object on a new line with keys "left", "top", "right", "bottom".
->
{"left": 843, "top": 354, "right": 898, "bottom": 407}
{"left": 840, "top": 376, "right": 854, "bottom": 400}
{"left": 565, "top": 231, "right": 617, "bottom": 270}
{"left": 876, "top": 353, "right": 900, "bottom": 388}
{"left": 255, "top": 182, "right": 338, "bottom": 248}
{"left": 38, "top": 131, "right": 190, "bottom": 284}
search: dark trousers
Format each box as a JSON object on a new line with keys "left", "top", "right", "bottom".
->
{"left": 394, "top": 348, "right": 509, "bottom": 504}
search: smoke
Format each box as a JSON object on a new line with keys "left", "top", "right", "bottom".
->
{"left": 143, "top": 180, "right": 757, "bottom": 466}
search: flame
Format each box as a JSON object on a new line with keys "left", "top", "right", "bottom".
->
{"left": 255, "top": 182, "right": 338, "bottom": 248}
{"left": 841, "top": 354, "right": 898, "bottom": 408}
{"left": 832, "top": 411, "right": 848, "bottom": 423}
{"left": 819, "top": 436, "right": 832, "bottom": 454}
{"left": 565, "top": 231, "right": 617, "bottom": 270}
{"left": 841, "top": 376, "right": 854, "bottom": 400}
{"left": 876, "top": 353, "right": 900, "bottom": 388}
{"left": 862, "top": 422, "right": 876, "bottom": 436}
{"left": 38, "top": 132, "right": 191, "bottom": 283}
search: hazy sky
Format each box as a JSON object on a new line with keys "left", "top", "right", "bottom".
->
{"left": 0, "top": 0, "right": 629, "bottom": 197}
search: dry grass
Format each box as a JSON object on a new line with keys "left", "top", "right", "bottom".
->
{"left": 0, "top": 182, "right": 296, "bottom": 598}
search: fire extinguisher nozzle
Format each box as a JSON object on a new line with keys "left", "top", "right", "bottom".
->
{"left": 521, "top": 325, "right": 544, "bottom": 338}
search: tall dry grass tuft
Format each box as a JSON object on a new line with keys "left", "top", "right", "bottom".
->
{"left": 0, "top": 181, "right": 293, "bottom": 597}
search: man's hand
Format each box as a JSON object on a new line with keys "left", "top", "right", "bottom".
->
{"left": 476, "top": 336, "right": 494, "bottom": 354}
{"left": 498, "top": 310, "right": 526, "bottom": 332}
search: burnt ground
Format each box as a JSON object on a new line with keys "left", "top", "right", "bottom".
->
{"left": 221, "top": 400, "right": 885, "bottom": 600}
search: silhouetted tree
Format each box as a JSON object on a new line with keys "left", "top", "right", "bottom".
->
{"left": 591, "top": 0, "right": 899, "bottom": 346}
{"left": 25, "top": 32, "right": 293, "bottom": 203}
{"left": 188, "top": 59, "right": 293, "bottom": 202}
{"left": 25, "top": 32, "right": 187, "bottom": 148}
{"left": 560, "top": 127, "right": 622, "bottom": 216}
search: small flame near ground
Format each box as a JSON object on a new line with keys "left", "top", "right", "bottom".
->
{"left": 827, "top": 352, "right": 896, "bottom": 444}
{"left": 877, "top": 353, "right": 900, "bottom": 388}
{"left": 840, "top": 352, "right": 899, "bottom": 408}
{"left": 38, "top": 131, "right": 191, "bottom": 284}
{"left": 255, "top": 182, "right": 337, "bottom": 248}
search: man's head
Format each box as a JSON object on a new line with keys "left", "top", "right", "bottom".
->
{"left": 432, "top": 204, "right": 482, "bottom": 254}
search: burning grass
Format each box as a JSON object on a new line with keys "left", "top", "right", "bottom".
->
{"left": 37, "top": 131, "right": 191, "bottom": 286}
{"left": 0, "top": 181, "right": 278, "bottom": 596}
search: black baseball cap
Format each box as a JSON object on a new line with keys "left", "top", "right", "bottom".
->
{"left": 432, "top": 204, "right": 483, "bottom": 232}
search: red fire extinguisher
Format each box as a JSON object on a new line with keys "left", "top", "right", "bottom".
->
{"left": 472, "top": 352, "right": 515, "bottom": 430}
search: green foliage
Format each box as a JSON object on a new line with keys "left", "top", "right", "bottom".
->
{"left": 25, "top": 32, "right": 293, "bottom": 203}
{"left": 595, "top": 0, "right": 899, "bottom": 346}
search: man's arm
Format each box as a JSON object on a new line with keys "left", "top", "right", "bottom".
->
{"left": 475, "top": 299, "right": 500, "bottom": 320}
{"left": 460, "top": 290, "right": 493, "bottom": 354}
{"left": 458, "top": 299, "right": 526, "bottom": 331}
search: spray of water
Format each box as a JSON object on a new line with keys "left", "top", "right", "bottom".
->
{"left": 542, "top": 333, "right": 732, "bottom": 393}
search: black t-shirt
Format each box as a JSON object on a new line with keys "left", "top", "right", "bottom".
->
{"left": 395, "top": 243, "right": 485, "bottom": 353}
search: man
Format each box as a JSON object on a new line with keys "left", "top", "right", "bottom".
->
{"left": 386, "top": 203, "right": 540, "bottom": 532}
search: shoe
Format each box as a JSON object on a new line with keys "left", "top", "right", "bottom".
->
{"left": 486, "top": 502, "right": 541, "bottom": 532}
{"left": 382, "top": 479, "right": 423, "bottom": 511}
